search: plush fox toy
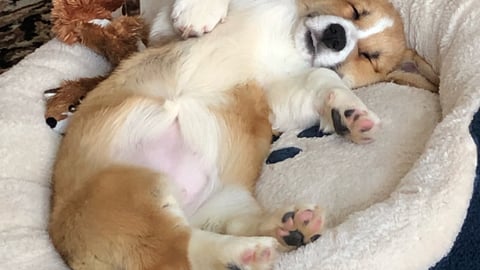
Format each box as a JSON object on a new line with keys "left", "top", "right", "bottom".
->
{"left": 44, "top": 0, "right": 148, "bottom": 134}
{"left": 44, "top": 77, "right": 105, "bottom": 133}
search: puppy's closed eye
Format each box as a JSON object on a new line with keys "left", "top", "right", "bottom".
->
{"left": 359, "top": 51, "right": 381, "bottom": 72}
{"left": 350, "top": 4, "right": 370, "bottom": 20}
{"left": 360, "top": 51, "right": 380, "bottom": 62}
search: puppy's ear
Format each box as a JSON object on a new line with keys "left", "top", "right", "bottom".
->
{"left": 386, "top": 49, "right": 439, "bottom": 92}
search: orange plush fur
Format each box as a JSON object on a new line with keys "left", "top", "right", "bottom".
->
{"left": 52, "top": 0, "right": 127, "bottom": 45}
{"left": 45, "top": 0, "right": 148, "bottom": 133}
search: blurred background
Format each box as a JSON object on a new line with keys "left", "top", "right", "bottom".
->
{"left": 0, "top": 0, "right": 140, "bottom": 74}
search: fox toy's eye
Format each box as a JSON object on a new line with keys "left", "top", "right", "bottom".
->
{"left": 306, "top": 11, "right": 320, "bottom": 18}
{"left": 68, "top": 105, "right": 76, "bottom": 112}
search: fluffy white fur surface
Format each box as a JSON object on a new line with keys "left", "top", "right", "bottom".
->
{"left": 0, "top": 0, "right": 478, "bottom": 269}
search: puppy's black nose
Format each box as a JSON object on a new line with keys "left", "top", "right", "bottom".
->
{"left": 321, "top": 23, "right": 346, "bottom": 51}
{"left": 46, "top": 117, "right": 57, "bottom": 128}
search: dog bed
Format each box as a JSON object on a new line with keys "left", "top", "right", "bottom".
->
{"left": 0, "top": 0, "right": 478, "bottom": 269}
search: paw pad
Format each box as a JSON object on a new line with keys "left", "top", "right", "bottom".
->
{"left": 276, "top": 207, "right": 324, "bottom": 248}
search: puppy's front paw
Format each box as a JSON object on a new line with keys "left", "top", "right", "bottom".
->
{"left": 269, "top": 205, "right": 325, "bottom": 250}
{"left": 320, "top": 89, "right": 380, "bottom": 144}
{"left": 172, "top": 0, "right": 229, "bottom": 38}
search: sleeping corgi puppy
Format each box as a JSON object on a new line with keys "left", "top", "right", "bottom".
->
{"left": 48, "top": 0, "right": 413, "bottom": 269}
{"left": 159, "top": 0, "right": 439, "bottom": 91}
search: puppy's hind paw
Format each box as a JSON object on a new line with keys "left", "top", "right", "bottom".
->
{"left": 266, "top": 205, "right": 325, "bottom": 250}
{"left": 225, "top": 237, "right": 278, "bottom": 270}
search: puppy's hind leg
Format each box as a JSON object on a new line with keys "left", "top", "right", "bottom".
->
{"left": 185, "top": 188, "right": 278, "bottom": 269}
{"left": 49, "top": 166, "right": 192, "bottom": 270}
{"left": 50, "top": 166, "right": 277, "bottom": 270}
{"left": 189, "top": 185, "right": 264, "bottom": 234}
{"left": 189, "top": 185, "right": 325, "bottom": 251}
{"left": 189, "top": 229, "right": 278, "bottom": 270}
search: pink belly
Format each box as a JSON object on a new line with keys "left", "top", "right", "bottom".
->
{"left": 126, "top": 122, "right": 211, "bottom": 209}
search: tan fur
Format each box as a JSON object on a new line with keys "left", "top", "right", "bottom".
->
{"left": 386, "top": 49, "right": 439, "bottom": 92}
{"left": 49, "top": 166, "right": 191, "bottom": 270}
{"left": 215, "top": 83, "right": 273, "bottom": 191}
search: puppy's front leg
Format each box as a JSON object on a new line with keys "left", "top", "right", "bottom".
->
{"left": 172, "top": 0, "right": 230, "bottom": 37}
{"left": 266, "top": 68, "right": 381, "bottom": 144}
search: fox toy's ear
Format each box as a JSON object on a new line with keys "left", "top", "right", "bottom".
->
{"left": 44, "top": 88, "right": 59, "bottom": 100}
{"left": 386, "top": 49, "right": 440, "bottom": 92}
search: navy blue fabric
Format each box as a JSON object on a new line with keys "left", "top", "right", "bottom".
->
{"left": 266, "top": 124, "right": 330, "bottom": 164}
{"left": 297, "top": 125, "right": 331, "bottom": 138}
{"left": 266, "top": 147, "right": 302, "bottom": 164}
{"left": 430, "top": 109, "right": 480, "bottom": 270}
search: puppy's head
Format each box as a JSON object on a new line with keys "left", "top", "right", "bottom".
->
{"left": 295, "top": 0, "right": 439, "bottom": 91}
